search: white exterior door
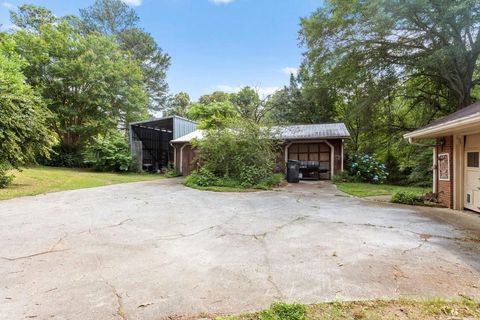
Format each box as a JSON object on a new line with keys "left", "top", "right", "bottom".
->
{"left": 464, "top": 133, "right": 480, "bottom": 213}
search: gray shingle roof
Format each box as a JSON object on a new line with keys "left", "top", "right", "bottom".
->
{"left": 275, "top": 123, "right": 350, "bottom": 140}
{"left": 417, "top": 102, "right": 480, "bottom": 131}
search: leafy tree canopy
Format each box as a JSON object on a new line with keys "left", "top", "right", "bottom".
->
{"left": 0, "top": 34, "right": 57, "bottom": 185}
{"left": 80, "top": 0, "right": 170, "bottom": 112}
{"left": 164, "top": 92, "right": 191, "bottom": 117}
{"left": 12, "top": 20, "right": 148, "bottom": 156}
{"left": 301, "top": 0, "right": 480, "bottom": 110}
{"left": 187, "top": 101, "right": 238, "bottom": 129}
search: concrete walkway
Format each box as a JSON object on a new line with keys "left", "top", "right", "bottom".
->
{"left": 0, "top": 179, "right": 479, "bottom": 319}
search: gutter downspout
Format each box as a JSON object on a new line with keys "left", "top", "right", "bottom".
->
{"left": 179, "top": 143, "right": 188, "bottom": 175}
{"left": 341, "top": 139, "right": 344, "bottom": 172}
{"left": 170, "top": 142, "right": 177, "bottom": 171}
{"left": 284, "top": 141, "right": 293, "bottom": 164}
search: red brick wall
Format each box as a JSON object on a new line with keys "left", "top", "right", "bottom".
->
{"left": 436, "top": 136, "right": 454, "bottom": 208}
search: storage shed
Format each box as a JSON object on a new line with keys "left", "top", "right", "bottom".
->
{"left": 129, "top": 116, "right": 197, "bottom": 171}
{"left": 404, "top": 102, "right": 480, "bottom": 212}
{"left": 171, "top": 123, "right": 350, "bottom": 179}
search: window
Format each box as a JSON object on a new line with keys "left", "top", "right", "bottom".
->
{"left": 467, "top": 152, "right": 479, "bottom": 168}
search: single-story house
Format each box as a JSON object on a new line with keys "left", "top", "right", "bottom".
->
{"left": 170, "top": 123, "right": 351, "bottom": 180}
{"left": 404, "top": 102, "right": 480, "bottom": 213}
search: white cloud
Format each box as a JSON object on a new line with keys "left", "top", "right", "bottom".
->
{"left": 1, "top": 2, "right": 16, "bottom": 10}
{"left": 0, "top": 23, "right": 20, "bottom": 31}
{"left": 257, "top": 86, "right": 281, "bottom": 97}
{"left": 121, "top": 0, "right": 142, "bottom": 6}
{"left": 209, "top": 0, "right": 235, "bottom": 5}
{"left": 281, "top": 67, "right": 298, "bottom": 76}
{"left": 215, "top": 85, "right": 241, "bottom": 93}
{"left": 214, "top": 85, "right": 280, "bottom": 98}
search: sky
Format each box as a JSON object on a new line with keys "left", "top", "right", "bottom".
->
{"left": 0, "top": 0, "right": 322, "bottom": 101}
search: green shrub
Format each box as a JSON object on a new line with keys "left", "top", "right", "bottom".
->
{"left": 193, "top": 119, "right": 278, "bottom": 187}
{"left": 185, "top": 167, "right": 218, "bottom": 187}
{"left": 239, "top": 165, "right": 269, "bottom": 187}
{"left": 39, "top": 144, "right": 84, "bottom": 168}
{"left": 391, "top": 191, "right": 424, "bottom": 205}
{"left": 0, "top": 164, "right": 14, "bottom": 188}
{"left": 164, "top": 167, "right": 181, "bottom": 178}
{"left": 83, "top": 131, "right": 133, "bottom": 172}
{"left": 256, "top": 173, "right": 285, "bottom": 190}
{"left": 348, "top": 154, "right": 388, "bottom": 184}
{"left": 260, "top": 302, "right": 306, "bottom": 320}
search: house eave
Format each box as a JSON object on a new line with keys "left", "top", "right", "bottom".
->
{"left": 404, "top": 113, "right": 480, "bottom": 140}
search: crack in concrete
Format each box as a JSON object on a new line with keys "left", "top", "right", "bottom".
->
{"left": 107, "top": 282, "right": 128, "bottom": 320}
{"left": 79, "top": 218, "right": 134, "bottom": 235}
{"left": 402, "top": 242, "right": 425, "bottom": 254}
{"left": 296, "top": 196, "right": 480, "bottom": 245}
{"left": 0, "top": 233, "right": 68, "bottom": 261}
{"left": 154, "top": 211, "right": 242, "bottom": 241}
{"left": 219, "top": 216, "right": 308, "bottom": 239}
{"left": 156, "top": 224, "right": 220, "bottom": 240}
{"left": 215, "top": 216, "right": 308, "bottom": 300}
{"left": 254, "top": 234, "right": 283, "bottom": 299}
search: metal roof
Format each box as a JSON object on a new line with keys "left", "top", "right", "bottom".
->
{"left": 171, "top": 123, "right": 350, "bottom": 143}
{"left": 130, "top": 115, "right": 197, "bottom": 128}
{"left": 171, "top": 130, "right": 204, "bottom": 143}
{"left": 274, "top": 123, "right": 350, "bottom": 140}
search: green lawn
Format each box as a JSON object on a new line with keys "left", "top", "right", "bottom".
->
{"left": 335, "top": 182, "right": 430, "bottom": 198}
{"left": 217, "top": 298, "right": 479, "bottom": 320}
{"left": 0, "top": 166, "right": 164, "bottom": 201}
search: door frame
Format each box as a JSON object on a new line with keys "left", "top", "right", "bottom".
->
{"left": 464, "top": 147, "right": 480, "bottom": 212}
{"left": 284, "top": 140, "right": 335, "bottom": 179}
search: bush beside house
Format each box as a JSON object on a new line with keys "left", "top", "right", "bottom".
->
{"left": 184, "top": 120, "right": 284, "bottom": 191}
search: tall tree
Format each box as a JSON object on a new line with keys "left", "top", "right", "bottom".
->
{"left": 301, "top": 0, "right": 480, "bottom": 110}
{"left": 10, "top": 4, "right": 56, "bottom": 32}
{"left": 0, "top": 34, "right": 57, "bottom": 185}
{"left": 12, "top": 21, "right": 148, "bottom": 162}
{"left": 164, "top": 92, "right": 191, "bottom": 117}
{"left": 80, "top": 0, "right": 170, "bottom": 112}
{"left": 187, "top": 102, "right": 238, "bottom": 129}
{"left": 198, "top": 91, "right": 233, "bottom": 105}
{"left": 268, "top": 74, "right": 336, "bottom": 124}
{"left": 79, "top": 0, "right": 139, "bottom": 35}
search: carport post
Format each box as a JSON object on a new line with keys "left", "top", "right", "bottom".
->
{"left": 284, "top": 142, "right": 293, "bottom": 164}
{"left": 341, "top": 139, "right": 344, "bottom": 172}
{"left": 170, "top": 142, "right": 177, "bottom": 171}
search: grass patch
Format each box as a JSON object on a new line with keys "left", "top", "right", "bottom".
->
{"left": 184, "top": 173, "right": 285, "bottom": 193}
{"left": 215, "top": 298, "right": 480, "bottom": 320}
{"left": 335, "top": 182, "right": 430, "bottom": 198}
{"left": 0, "top": 166, "right": 164, "bottom": 200}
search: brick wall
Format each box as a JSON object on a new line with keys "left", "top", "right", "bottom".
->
{"left": 436, "top": 136, "right": 454, "bottom": 208}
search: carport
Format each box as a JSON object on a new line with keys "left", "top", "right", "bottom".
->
{"left": 129, "top": 116, "right": 197, "bottom": 171}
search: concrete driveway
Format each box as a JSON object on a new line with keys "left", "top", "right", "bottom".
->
{"left": 1, "top": 179, "right": 479, "bottom": 319}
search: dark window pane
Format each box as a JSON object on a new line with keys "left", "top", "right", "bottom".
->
{"left": 467, "top": 152, "right": 479, "bottom": 168}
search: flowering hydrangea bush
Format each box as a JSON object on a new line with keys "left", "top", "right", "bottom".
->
{"left": 348, "top": 154, "right": 388, "bottom": 184}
